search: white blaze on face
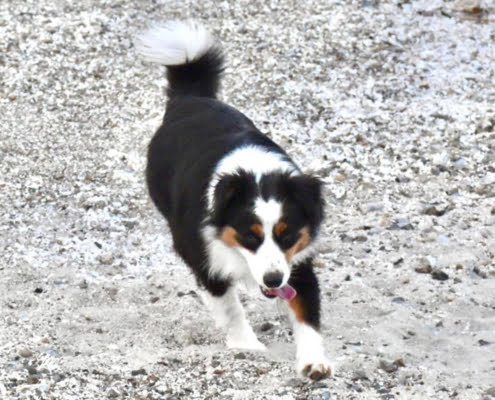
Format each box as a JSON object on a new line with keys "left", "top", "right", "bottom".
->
{"left": 237, "top": 198, "right": 289, "bottom": 287}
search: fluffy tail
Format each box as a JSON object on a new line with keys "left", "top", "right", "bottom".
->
{"left": 135, "top": 21, "right": 224, "bottom": 99}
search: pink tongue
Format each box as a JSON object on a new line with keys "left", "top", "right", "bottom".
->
{"left": 266, "top": 284, "right": 297, "bottom": 301}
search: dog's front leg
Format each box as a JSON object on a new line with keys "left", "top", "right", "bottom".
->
{"left": 202, "top": 286, "right": 266, "bottom": 351}
{"left": 287, "top": 260, "right": 332, "bottom": 380}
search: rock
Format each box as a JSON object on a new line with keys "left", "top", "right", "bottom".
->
{"left": 415, "top": 265, "right": 432, "bottom": 274}
{"left": 27, "top": 366, "right": 38, "bottom": 375}
{"left": 150, "top": 296, "right": 160, "bottom": 303}
{"left": 388, "top": 218, "right": 414, "bottom": 230}
{"left": 453, "top": 158, "right": 469, "bottom": 169}
{"left": 473, "top": 267, "right": 488, "bottom": 279}
{"left": 484, "top": 387, "right": 495, "bottom": 397}
{"left": 393, "top": 258, "right": 404, "bottom": 266}
{"left": 379, "top": 359, "right": 404, "bottom": 373}
{"left": 98, "top": 254, "right": 114, "bottom": 265}
{"left": 431, "top": 270, "right": 449, "bottom": 281}
{"left": 260, "top": 322, "right": 274, "bottom": 332}
{"left": 26, "top": 375, "right": 39, "bottom": 384}
{"left": 78, "top": 280, "right": 88, "bottom": 289}
{"left": 131, "top": 368, "right": 147, "bottom": 376}
{"left": 20, "top": 348, "right": 33, "bottom": 358}
{"left": 422, "top": 205, "right": 450, "bottom": 216}
{"left": 34, "top": 287, "right": 43, "bottom": 294}
{"left": 234, "top": 352, "right": 247, "bottom": 360}
{"left": 392, "top": 297, "right": 406, "bottom": 304}
{"left": 107, "top": 388, "right": 120, "bottom": 398}
{"left": 321, "top": 392, "right": 332, "bottom": 400}
{"left": 353, "top": 369, "right": 368, "bottom": 380}
{"left": 379, "top": 360, "right": 398, "bottom": 373}
{"left": 478, "top": 339, "right": 490, "bottom": 346}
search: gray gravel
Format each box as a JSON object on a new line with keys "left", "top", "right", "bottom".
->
{"left": 1, "top": 0, "right": 495, "bottom": 399}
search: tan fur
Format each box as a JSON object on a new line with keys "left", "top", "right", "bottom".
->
{"left": 288, "top": 295, "right": 304, "bottom": 322}
{"left": 274, "top": 221, "right": 287, "bottom": 237}
{"left": 285, "top": 226, "right": 311, "bottom": 262}
{"left": 220, "top": 226, "right": 240, "bottom": 247}
{"left": 250, "top": 223, "right": 264, "bottom": 238}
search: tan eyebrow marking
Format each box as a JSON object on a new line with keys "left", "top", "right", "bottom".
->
{"left": 285, "top": 226, "right": 311, "bottom": 263}
{"left": 220, "top": 226, "right": 241, "bottom": 247}
{"left": 250, "top": 223, "right": 264, "bottom": 238}
{"left": 274, "top": 221, "right": 287, "bottom": 237}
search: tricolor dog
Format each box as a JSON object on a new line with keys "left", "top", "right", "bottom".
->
{"left": 136, "top": 21, "right": 331, "bottom": 380}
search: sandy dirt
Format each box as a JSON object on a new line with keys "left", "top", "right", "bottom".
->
{"left": 1, "top": 0, "right": 494, "bottom": 399}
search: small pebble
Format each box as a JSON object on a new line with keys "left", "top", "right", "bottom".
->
{"left": 473, "top": 267, "right": 487, "bottom": 279}
{"left": 26, "top": 375, "right": 39, "bottom": 384}
{"left": 131, "top": 368, "right": 147, "bottom": 376}
{"left": 431, "top": 270, "right": 449, "bottom": 281}
{"left": 484, "top": 387, "right": 495, "bottom": 397}
{"left": 107, "top": 388, "right": 120, "bottom": 398}
{"left": 260, "top": 322, "right": 274, "bottom": 332}
{"left": 234, "top": 352, "right": 246, "bottom": 360}
{"left": 20, "top": 348, "right": 33, "bottom": 358}
{"left": 353, "top": 369, "right": 368, "bottom": 380}
{"left": 27, "top": 366, "right": 38, "bottom": 375}
{"left": 379, "top": 360, "right": 398, "bottom": 373}
{"left": 392, "top": 297, "right": 406, "bottom": 304}
{"left": 415, "top": 265, "right": 432, "bottom": 274}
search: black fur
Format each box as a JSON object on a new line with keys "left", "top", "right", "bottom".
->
{"left": 146, "top": 45, "right": 325, "bottom": 316}
{"left": 288, "top": 260, "right": 321, "bottom": 330}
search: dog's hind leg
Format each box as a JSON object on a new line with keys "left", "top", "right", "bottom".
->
{"left": 201, "top": 286, "right": 266, "bottom": 351}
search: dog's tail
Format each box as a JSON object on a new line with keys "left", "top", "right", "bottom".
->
{"left": 135, "top": 21, "right": 224, "bottom": 99}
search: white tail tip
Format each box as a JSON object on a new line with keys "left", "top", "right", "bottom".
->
{"left": 135, "top": 21, "right": 214, "bottom": 66}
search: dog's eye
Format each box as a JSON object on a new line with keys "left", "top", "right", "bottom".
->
{"left": 237, "top": 232, "right": 263, "bottom": 251}
{"left": 277, "top": 231, "right": 300, "bottom": 250}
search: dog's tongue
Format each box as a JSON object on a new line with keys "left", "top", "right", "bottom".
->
{"left": 265, "top": 284, "right": 297, "bottom": 301}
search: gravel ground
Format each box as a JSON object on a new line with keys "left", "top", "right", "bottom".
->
{"left": 1, "top": 0, "right": 495, "bottom": 399}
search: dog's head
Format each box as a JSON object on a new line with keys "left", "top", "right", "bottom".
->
{"left": 208, "top": 169, "right": 323, "bottom": 294}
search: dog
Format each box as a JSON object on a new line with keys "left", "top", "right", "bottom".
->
{"left": 136, "top": 21, "right": 331, "bottom": 380}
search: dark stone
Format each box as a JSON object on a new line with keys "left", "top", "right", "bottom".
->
{"left": 393, "top": 258, "right": 404, "bottom": 266}
{"left": 34, "top": 288, "right": 43, "bottom": 294}
{"left": 473, "top": 267, "right": 487, "bottom": 279}
{"left": 392, "top": 297, "right": 406, "bottom": 304}
{"left": 131, "top": 368, "right": 147, "bottom": 376}
{"left": 260, "top": 322, "right": 274, "bottom": 332}
{"left": 431, "top": 270, "right": 449, "bottom": 281}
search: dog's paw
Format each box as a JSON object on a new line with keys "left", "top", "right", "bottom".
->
{"left": 226, "top": 329, "right": 266, "bottom": 351}
{"left": 298, "top": 359, "right": 332, "bottom": 381}
{"left": 226, "top": 336, "right": 266, "bottom": 351}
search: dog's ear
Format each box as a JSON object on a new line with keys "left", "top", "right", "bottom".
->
{"left": 285, "top": 175, "right": 324, "bottom": 229}
{"left": 212, "top": 171, "right": 257, "bottom": 226}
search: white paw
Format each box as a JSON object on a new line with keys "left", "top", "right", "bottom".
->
{"left": 297, "top": 356, "right": 332, "bottom": 381}
{"left": 226, "top": 330, "right": 266, "bottom": 351}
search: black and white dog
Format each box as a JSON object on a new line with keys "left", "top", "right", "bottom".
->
{"left": 136, "top": 21, "right": 331, "bottom": 380}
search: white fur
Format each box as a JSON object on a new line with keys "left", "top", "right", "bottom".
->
{"left": 202, "top": 225, "right": 251, "bottom": 282}
{"left": 203, "top": 198, "right": 292, "bottom": 288}
{"left": 206, "top": 145, "right": 299, "bottom": 211}
{"left": 238, "top": 198, "right": 290, "bottom": 287}
{"left": 136, "top": 21, "right": 214, "bottom": 66}
{"left": 201, "top": 286, "right": 265, "bottom": 351}
{"left": 288, "top": 308, "right": 332, "bottom": 377}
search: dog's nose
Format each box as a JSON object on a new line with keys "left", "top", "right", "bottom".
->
{"left": 263, "top": 271, "right": 283, "bottom": 288}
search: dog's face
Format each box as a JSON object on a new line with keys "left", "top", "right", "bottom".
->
{"left": 210, "top": 170, "right": 323, "bottom": 290}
